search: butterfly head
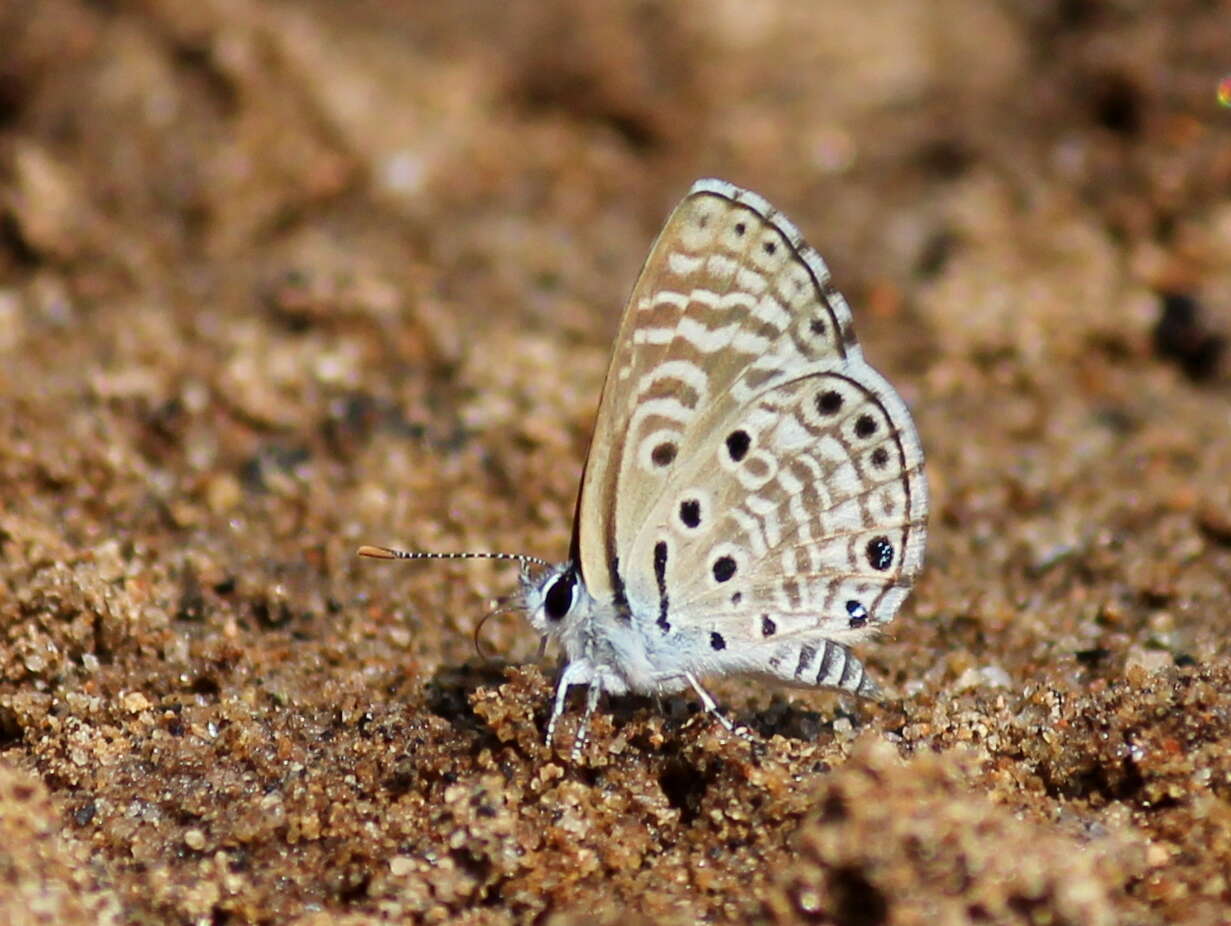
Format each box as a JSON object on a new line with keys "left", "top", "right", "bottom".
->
{"left": 357, "top": 544, "right": 585, "bottom": 641}
{"left": 518, "top": 560, "right": 589, "bottom": 638}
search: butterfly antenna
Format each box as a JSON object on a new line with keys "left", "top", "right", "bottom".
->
{"left": 358, "top": 546, "right": 544, "bottom": 661}
{"left": 357, "top": 545, "right": 551, "bottom": 570}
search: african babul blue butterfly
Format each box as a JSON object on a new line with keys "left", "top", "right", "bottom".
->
{"left": 361, "top": 179, "right": 927, "bottom": 759}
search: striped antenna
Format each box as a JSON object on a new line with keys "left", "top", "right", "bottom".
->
{"left": 358, "top": 545, "right": 545, "bottom": 660}
{"left": 357, "top": 545, "right": 551, "bottom": 570}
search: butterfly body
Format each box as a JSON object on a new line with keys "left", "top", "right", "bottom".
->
{"left": 363, "top": 179, "right": 927, "bottom": 759}
{"left": 521, "top": 561, "right": 738, "bottom": 698}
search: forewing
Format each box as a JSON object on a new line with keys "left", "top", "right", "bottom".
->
{"left": 575, "top": 179, "right": 865, "bottom": 607}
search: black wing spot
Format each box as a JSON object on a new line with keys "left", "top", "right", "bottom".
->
{"left": 611, "top": 556, "right": 629, "bottom": 619}
{"left": 761, "top": 615, "right": 777, "bottom": 637}
{"left": 730, "top": 591, "right": 742, "bottom": 606}
{"left": 654, "top": 541, "right": 668, "bottom": 587}
{"left": 764, "top": 239, "right": 777, "bottom": 255}
{"left": 816, "top": 390, "right": 843, "bottom": 415}
{"left": 654, "top": 541, "right": 671, "bottom": 632}
{"left": 809, "top": 318, "right": 826, "bottom": 336}
{"left": 870, "top": 446, "right": 889, "bottom": 469}
{"left": 712, "top": 556, "right": 737, "bottom": 583}
{"left": 679, "top": 499, "right": 701, "bottom": 528}
{"left": 734, "top": 221, "right": 747, "bottom": 237}
{"left": 846, "top": 599, "right": 869, "bottom": 628}
{"left": 710, "top": 632, "right": 726, "bottom": 651}
{"left": 651, "top": 442, "right": 678, "bottom": 466}
{"left": 855, "top": 414, "right": 877, "bottom": 438}
{"left": 866, "top": 536, "right": 894, "bottom": 571}
{"left": 725, "top": 430, "right": 750, "bottom": 462}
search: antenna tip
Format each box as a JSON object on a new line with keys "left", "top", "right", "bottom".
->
{"left": 357, "top": 545, "right": 398, "bottom": 559}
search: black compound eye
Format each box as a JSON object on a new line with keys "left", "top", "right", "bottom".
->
{"left": 544, "top": 569, "right": 577, "bottom": 621}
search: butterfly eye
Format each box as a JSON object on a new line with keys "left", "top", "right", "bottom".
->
{"left": 544, "top": 568, "right": 577, "bottom": 621}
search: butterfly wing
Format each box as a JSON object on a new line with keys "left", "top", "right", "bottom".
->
{"left": 577, "top": 180, "right": 867, "bottom": 599}
{"left": 575, "top": 179, "right": 926, "bottom": 689}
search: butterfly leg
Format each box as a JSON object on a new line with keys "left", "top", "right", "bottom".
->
{"left": 546, "top": 660, "right": 600, "bottom": 758}
{"left": 683, "top": 672, "right": 755, "bottom": 742}
{"left": 569, "top": 679, "right": 606, "bottom": 762}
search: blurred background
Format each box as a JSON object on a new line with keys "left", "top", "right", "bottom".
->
{"left": 1, "top": 1, "right": 1230, "bottom": 923}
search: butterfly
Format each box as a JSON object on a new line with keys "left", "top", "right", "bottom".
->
{"left": 360, "top": 179, "right": 928, "bottom": 759}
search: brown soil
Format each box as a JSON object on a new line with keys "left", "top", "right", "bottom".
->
{"left": 2, "top": 2, "right": 1230, "bottom": 923}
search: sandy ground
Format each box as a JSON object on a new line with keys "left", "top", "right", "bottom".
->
{"left": 2, "top": 1, "right": 1230, "bottom": 923}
